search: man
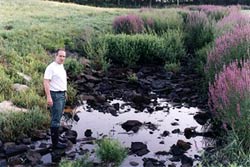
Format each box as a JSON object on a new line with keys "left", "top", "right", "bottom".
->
{"left": 44, "top": 48, "right": 67, "bottom": 149}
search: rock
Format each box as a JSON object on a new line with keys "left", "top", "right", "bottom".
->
{"left": 32, "top": 130, "right": 48, "bottom": 140}
{"left": 193, "top": 112, "right": 211, "bottom": 125}
{"left": 17, "top": 72, "right": 32, "bottom": 82}
{"left": 12, "top": 83, "right": 29, "bottom": 92}
{"left": 113, "top": 103, "right": 120, "bottom": 110}
{"left": 172, "top": 129, "right": 180, "bottom": 134}
{"left": 151, "top": 79, "right": 168, "bottom": 89}
{"left": 121, "top": 120, "right": 142, "bottom": 133}
{"left": 171, "top": 122, "right": 179, "bottom": 126}
{"left": 161, "top": 131, "right": 170, "bottom": 137}
{"left": 65, "top": 130, "right": 77, "bottom": 144}
{"left": 7, "top": 154, "right": 23, "bottom": 166}
{"left": 82, "top": 74, "right": 100, "bottom": 83}
{"left": 131, "top": 142, "right": 149, "bottom": 156}
{"left": 131, "top": 94, "right": 151, "bottom": 106}
{"left": 84, "top": 129, "right": 92, "bottom": 137}
{"left": 184, "top": 128, "right": 196, "bottom": 139}
{"left": 22, "top": 138, "right": 32, "bottom": 145}
{"left": 4, "top": 143, "right": 28, "bottom": 157}
{"left": 0, "top": 101, "right": 27, "bottom": 112}
{"left": 170, "top": 144, "right": 185, "bottom": 156}
{"left": 176, "top": 140, "right": 191, "bottom": 151}
{"left": 180, "top": 154, "right": 193, "bottom": 167}
{"left": 107, "top": 106, "right": 118, "bottom": 116}
{"left": 143, "top": 157, "right": 165, "bottom": 167}
{"left": 155, "top": 151, "right": 169, "bottom": 156}
{"left": 25, "top": 150, "right": 42, "bottom": 165}
{"left": 129, "top": 161, "right": 139, "bottom": 166}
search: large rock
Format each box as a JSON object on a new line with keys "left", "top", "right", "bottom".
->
{"left": 17, "top": 72, "right": 31, "bottom": 82}
{"left": 121, "top": 120, "right": 142, "bottom": 133}
{"left": 12, "top": 83, "right": 29, "bottom": 92}
{"left": 0, "top": 101, "right": 27, "bottom": 112}
{"left": 131, "top": 142, "right": 149, "bottom": 156}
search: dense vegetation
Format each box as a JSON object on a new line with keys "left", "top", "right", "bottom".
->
{"left": 49, "top": 0, "right": 250, "bottom": 7}
{"left": 1, "top": 0, "right": 250, "bottom": 166}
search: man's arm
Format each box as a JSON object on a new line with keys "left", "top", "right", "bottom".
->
{"left": 43, "top": 79, "right": 53, "bottom": 107}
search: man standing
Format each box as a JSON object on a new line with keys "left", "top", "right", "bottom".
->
{"left": 44, "top": 48, "right": 67, "bottom": 149}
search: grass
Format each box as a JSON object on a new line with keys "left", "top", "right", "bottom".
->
{"left": 0, "top": 0, "right": 134, "bottom": 141}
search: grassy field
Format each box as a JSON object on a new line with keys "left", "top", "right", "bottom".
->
{"left": 0, "top": 0, "right": 135, "bottom": 140}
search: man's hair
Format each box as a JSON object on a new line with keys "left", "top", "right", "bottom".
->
{"left": 56, "top": 48, "right": 66, "bottom": 55}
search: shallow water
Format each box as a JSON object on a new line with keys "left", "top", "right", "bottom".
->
{"left": 65, "top": 98, "right": 211, "bottom": 166}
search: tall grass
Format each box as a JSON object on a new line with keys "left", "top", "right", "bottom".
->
{"left": 0, "top": 107, "right": 50, "bottom": 141}
{"left": 96, "top": 138, "right": 127, "bottom": 167}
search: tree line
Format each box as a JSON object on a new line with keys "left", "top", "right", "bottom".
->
{"left": 49, "top": 0, "right": 250, "bottom": 7}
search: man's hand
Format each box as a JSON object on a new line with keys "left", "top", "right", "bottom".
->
{"left": 47, "top": 96, "right": 53, "bottom": 107}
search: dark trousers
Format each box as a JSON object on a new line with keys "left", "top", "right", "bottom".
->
{"left": 50, "top": 91, "right": 66, "bottom": 128}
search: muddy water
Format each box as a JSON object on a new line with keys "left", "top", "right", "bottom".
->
{"left": 66, "top": 98, "right": 211, "bottom": 166}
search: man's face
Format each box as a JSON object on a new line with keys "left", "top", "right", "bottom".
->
{"left": 55, "top": 50, "right": 66, "bottom": 64}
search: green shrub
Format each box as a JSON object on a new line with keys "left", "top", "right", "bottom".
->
{"left": 101, "top": 34, "right": 162, "bottom": 66}
{"left": 184, "top": 11, "right": 215, "bottom": 54}
{"left": 66, "top": 83, "right": 77, "bottom": 106}
{"left": 59, "top": 156, "right": 93, "bottom": 167}
{"left": 84, "top": 38, "right": 110, "bottom": 72}
{"left": 11, "top": 89, "right": 46, "bottom": 109}
{"left": 139, "top": 9, "right": 183, "bottom": 34}
{"left": 162, "top": 29, "right": 185, "bottom": 63}
{"left": 64, "top": 57, "right": 84, "bottom": 78}
{"left": 0, "top": 65, "right": 13, "bottom": 100}
{"left": 0, "top": 107, "right": 50, "bottom": 141}
{"left": 127, "top": 73, "right": 138, "bottom": 83}
{"left": 96, "top": 138, "right": 127, "bottom": 167}
{"left": 164, "top": 62, "right": 180, "bottom": 73}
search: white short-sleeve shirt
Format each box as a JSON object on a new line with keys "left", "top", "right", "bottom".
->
{"left": 44, "top": 61, "right": 67, "bottom": 91}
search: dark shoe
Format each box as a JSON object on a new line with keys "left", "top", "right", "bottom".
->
{"left": 51, "top": 127, "right": 67, "bottom": 149}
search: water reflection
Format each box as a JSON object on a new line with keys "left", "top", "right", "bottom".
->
{"left": 68, "top": 98, "right": 209, "bottom": 166}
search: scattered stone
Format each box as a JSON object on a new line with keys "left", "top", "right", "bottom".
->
{"left": 194, "top": 112, "right": 211, "bottom": 125}
{"left": 12, "top": 83, "right": 29, "bottom": 92}
{"left": 25, "top": 150, "right": 42, "bottom": 165}
{"left": 0, "top": 101, "right": 27, "bottom": 112}
{"left": 143, "top": 157, "right": 165, "bottom": 167}
{"left": 161, "top": 131, "right": 170, "bottom": 137}
{"left": 155, "top": 151, "right": 169, "bottom": 156}
{"left": 121, "top": 120, "right": 142, "bottom": 133}
{"left": 172, "top": 129, "right": 180, "bottom": 134}
{"left": 17, "top": 72, "right": 32, "bottom": 82}
{"left": 177, "top": 140, "right": 191, "bottom": 151}
{"left": 129, "top": 161, "right": 139, "bottom": 166}
{"left": 130, "top": 142, "right": 149, "bottom": 156}
{"left": 171, "top": 122, "right": 179, "bottom": 126}
{"left": 84, "top": 129, "right": 92, "bottom": 137}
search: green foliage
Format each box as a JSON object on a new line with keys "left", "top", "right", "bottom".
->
{"left": 194, "top": 44, "right": 212, "bottom": 75}
{"left": 101, "top": 31, "right": 185, "bottom": 66}
{"left": 64, "top": 58, "right": 84, "bottom": 78}
{"left": 96, "top": 138, "right": 127, "bottom": 167}
{"left": 184, "top": 11, "right": 215, "bottom": 54}
{"left": 201, "top": 131, "right": 250, "bottom": 167}
{"left": 139, "top": 9, "right": 183, "bottom": 34}
{"left": 0, "top": 107, "right": 50, "bottom": 141}
{"left": 59, "top": 156, "right": 93, "bottom": 167}
{"left": 66, "top": 83, "right": 77, "bottom": 106}
{"left": 127, "top": 73, "right": 138, "bottom": 83}
{"left": 84, "top": 37, "right": 110, "bottom": 72}
{"left": 164, "top": 62, "right": 180, "bottom": 73}
{"left": 0, "top": 65, "right": 13, "bottom": 100}
{"left": 11, "top": 89, "right": 46, "bottom": 109}
{"left": 162, "top": 29, "right": 185, "bottom": 63}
